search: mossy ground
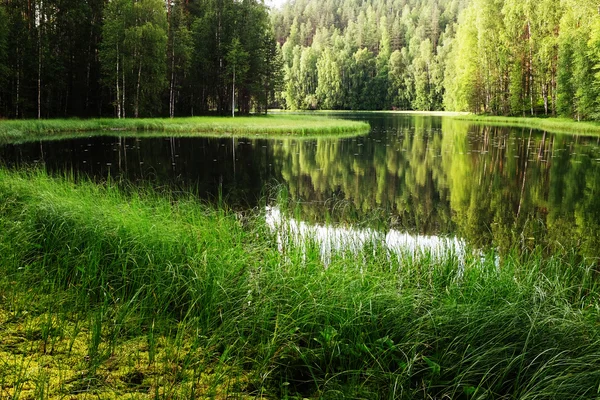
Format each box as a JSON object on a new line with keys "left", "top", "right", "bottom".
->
{"left": 0, "top": 292, "right": 253, "bottom": 399}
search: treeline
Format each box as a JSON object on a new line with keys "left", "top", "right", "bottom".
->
{"left": 273, "top": 0, "right": 600, "bottom": 121}
{"left": 0, "top": 0, "right": 282, "bottom": 119}
{"left": 273, "top": 0, "right": 466, "bottom": 111}
{"left": 445, "top": 0, "right": 599, "bottom": 119}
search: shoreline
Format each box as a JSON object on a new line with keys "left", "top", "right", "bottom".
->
{"left": 447, "top": 115, "right": 600, "bottom": 136}
{"left": 271, "top": 109, "right": 600, "bottom": 136}
{"left": 0, "top": 115, "right": 370, "bottom": 144}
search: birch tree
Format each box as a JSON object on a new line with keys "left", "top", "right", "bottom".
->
{"left": 100, "top": 0, "right": 167, "bottom": 118}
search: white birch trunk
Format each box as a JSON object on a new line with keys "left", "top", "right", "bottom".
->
{"left": 122, "top": 68, "right": 126, "bottom": 118}
{"left": 16, "top": 48, "right": 20, "bottom": 118}
{"left": 37, "top": 18, "right": 42, "bottom": 119}
{"left": 170, "top": 57, "right": 175, "bottom": 118}
{"left": 135, "top": 60, "right": 142, "bottom": 118}
{"left": 116, "top": 43, "right": 121, "bottom": 119}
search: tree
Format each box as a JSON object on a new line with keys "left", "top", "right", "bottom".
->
{"left": 226, "top": 37, "right": 249, "bottom": 117}
{"left": 126, "top": 0, "right": 168, "bottom": 117}
{"left": 0, "top": 6, "right": 10, "bottom": 116}
{"left": 100, "top": 0, "right": 131, "bottom": 118}
{"left": 167, "top": 0, "right": 193, "bottom": 118}
{"left": 316, "top": 48, "right": 343, "bottom": 109}
{"left": 261, "top": 35, "right": 285, "bottom": 113}
{"left": 100, "top": 0, "right": 168, "bottom": 118}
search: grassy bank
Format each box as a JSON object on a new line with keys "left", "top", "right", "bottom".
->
{"left": 1, "top": 170, "right": 600, "bottom": 398}
{"left": 0, "top": 115, "right": 370, "bottom": 144}
{"left": 452, "top": 114, "right": 600, "bottom": 136}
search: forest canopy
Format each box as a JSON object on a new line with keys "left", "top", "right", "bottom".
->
{"left": 273, "top": 0, "right": 600, "bottom": 120}
{"left": 0, "top": 0, "right": 598, "bottom": 120}
{"left": 0, "top": 0, "right": 282, "bottom": 118}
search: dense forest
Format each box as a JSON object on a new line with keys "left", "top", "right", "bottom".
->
{"left": 0, "top": 0, "right": 282, "bottom": 118}
{"left": 273, "top": 0, "right": 600, "bottom": 120}
{"left": 272, "top": 0, "right": 466, "bottom": 111}
{"left": 0, "top": 0, "right": 599, "bottom": 119}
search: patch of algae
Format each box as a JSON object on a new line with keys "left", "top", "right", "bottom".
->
{"left": 0, "top": 299, "right": 256, "bottom": 399}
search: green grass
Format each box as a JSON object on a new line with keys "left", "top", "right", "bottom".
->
{"left": 1, "top": 170, "right": 600, "bottom": 398}
{"left": 451, "top": 114, "right": 600, "bottom": 136}
{"left": 0, "top": 115, "right": 370, "bottom": 144}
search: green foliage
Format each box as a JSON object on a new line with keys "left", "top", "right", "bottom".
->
{"left": 98, "top": 0, "right": 168, "bottom": 118}
{"left": 189, "top": 0, "right": 278, "bottom": 115}
{"left": 0, "top": 0, "right": 280, "bottom": 118}
{"left": 5, "top": 0, "right": 600, "bottom": 119}
{"left": 316, "top": 48, "right": 343, "bottom": 109}
{"left": 167, "top": 0, "right": 194, "bottom": 117}
{"left": 444, "top": 0, "right": 600, "bottom": 121}
{"left": 2, "top": 170, "right": 600, "bottom": 397}
{"left": 0, "top": 115, "right": 370, "bottom": 144}
{"left": 274, "top": 0, "right": 463, "bottom": 111}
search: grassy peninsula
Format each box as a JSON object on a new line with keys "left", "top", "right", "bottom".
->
{"left": 1, "top": 170, "right": 600, "bottom": 398}
{"left": 0, "top": 115, "right": 370, "bottom": 144}
{"left": 451, "top": 114, "right": 600, "bottom": 136}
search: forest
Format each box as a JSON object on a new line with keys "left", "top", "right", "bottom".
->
{"left": 0, "top": 0, "right": 599, "bottom": 120}
{"left": 0, "top": 0, "right": 282, "bottom": 119}
{"left": 274, "top": 0, "right": 600, "bottom": 120}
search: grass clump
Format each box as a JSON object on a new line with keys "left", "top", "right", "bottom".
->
{"left": 1, "top": 169, "right": 600, "bottom": 398}
{"left": 0, "top": 115, "right": 370, "bottom": 144}
{"left": 451, "top": 114, "right": 600, "bottom": 136}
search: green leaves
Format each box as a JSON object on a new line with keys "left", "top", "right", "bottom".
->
{"left": 100, "top": 0, "right": 167, "bottom": 117}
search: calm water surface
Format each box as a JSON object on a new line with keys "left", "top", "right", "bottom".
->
{"left": 2, "top": 114, "right": 600, "bottom": 257}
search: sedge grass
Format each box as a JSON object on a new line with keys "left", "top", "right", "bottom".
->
{"left": 451, "top": 114, "right": 600, "bottom": 136}
{"left": 0, "top": 115, "right": 370, "bottom": 145}
{"left": 1, "top": 170, "right": 600, "bottom": 398}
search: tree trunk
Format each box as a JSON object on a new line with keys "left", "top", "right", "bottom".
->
{"left": 16, "top": 47, "right": 20, "bottom": 118}
{"left": 116, "top": 44, "right": 121, "bottom": 119}
{"left": 168, "top": 1, "right": 175, "bottom": 118}
{"left": 85, "top": 30, "right": 93, "bottom": 115}
{"left": 527, "top": 21, "right": 534, "bottom": 117}
{"left": 551, "top": 53, "right": 557, "bottom": 116}
{"left": 135, "top": 60, "right": 142, "bottom": 118}
{"left": 37, "top": 20, "right": 42, "bottom": 119}
{"left": 122, "top": 68, "right": 126, "bottom": 118}
{"left": 542, "top": 82, "right": 548, "bottom": 115}
{"left": 232, "top": 64, "right": 235, "bottom": 118}
{"left": 170, "top": 56, "right": 175, "bottom": 118}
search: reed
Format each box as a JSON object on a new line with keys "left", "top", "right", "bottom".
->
{"left": 1, "top": 170, "right": 599, "bottom": 398}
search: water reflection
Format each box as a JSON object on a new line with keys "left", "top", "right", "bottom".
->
{"left": 1, "top": 114, "right": 600, "bottom": 258}
{"left": 0, "top": 135, "right": 279, "bottom": 207}
{"left": 265, "top": 206, "right": 466, "bottom": 266}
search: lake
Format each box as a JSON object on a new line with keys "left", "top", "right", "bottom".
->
{"left": 2, "top": 113, "right": 600, "bottom": 258}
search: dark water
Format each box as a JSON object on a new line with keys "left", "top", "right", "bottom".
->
{"left": 2, "top": 114, "right": 600, "bottom": 257}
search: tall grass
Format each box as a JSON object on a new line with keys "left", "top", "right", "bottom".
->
{"left": 1, "top": 169, "right": 600, "bottom": 398}
{"left": 451, "top": 114, "right": 600, "bottom": 136}
{"left": 0, "top": 115, "right": 370, "bottom": 144}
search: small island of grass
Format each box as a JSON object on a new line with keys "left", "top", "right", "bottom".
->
{"left": 0, "top": 115, "right": 370, "bottom": 144}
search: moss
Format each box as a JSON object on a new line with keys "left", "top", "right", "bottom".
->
{"left": 0, "top": 297, "right": 254, "bottom": 399}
